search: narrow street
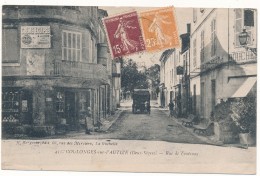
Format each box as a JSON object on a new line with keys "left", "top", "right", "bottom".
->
{"left": 107, "top": 107, "right": 205, "bottom": 144}
{"left": 65, "top": 101, "right": 205, "bottom": 144}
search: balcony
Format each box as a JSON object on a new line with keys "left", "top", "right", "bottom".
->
{"left": 52, "top": 60, "right": 110, "bottom": 82}
{"left": 229, "top": 51, "right": 257, "bottom": 64}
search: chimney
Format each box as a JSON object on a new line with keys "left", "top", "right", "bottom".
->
{"left": 187, "top": 23, "right": 191, "bottom": 33}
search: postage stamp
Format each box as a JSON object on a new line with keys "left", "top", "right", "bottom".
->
{"left": 103, "top": 11, "right": 146, "bottom": 58}
{"left": 139, "top": 7, "right": 180, "bottom": 52}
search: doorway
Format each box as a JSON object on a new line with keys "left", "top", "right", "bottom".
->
{"left": 65, "top": 91, "right": 76, "bottom": 130}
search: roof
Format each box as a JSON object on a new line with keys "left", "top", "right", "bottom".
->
{"left": 159, "top": 49, "right": 174, "bottom": 62}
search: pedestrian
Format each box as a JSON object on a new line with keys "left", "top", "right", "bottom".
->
{"left": 169, "top": 100, "right": 174, "bottom": 117}
{"left": 85, "top": 107, "right": 92, "bottom": 134}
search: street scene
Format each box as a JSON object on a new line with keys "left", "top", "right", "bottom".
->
{"left": 1, "top": 6, "right": 257, "bottom": 149}
{"left": 1, "top": 5, "right": 257, "bottom": 175}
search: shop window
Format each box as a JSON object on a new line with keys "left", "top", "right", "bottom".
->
{"left": 2, "top": 90, "right": 20, "bottom": 122}
{"left": 62, "top": 30, "right": 82, "bottom": 62}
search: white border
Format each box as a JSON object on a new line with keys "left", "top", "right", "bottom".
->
{"left": 1, "top": 1, "right": 259, "bottom": 176}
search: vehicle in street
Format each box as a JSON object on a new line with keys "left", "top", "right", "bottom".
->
{"left": 132, "top": 89, "right": 150, "bottom": 114}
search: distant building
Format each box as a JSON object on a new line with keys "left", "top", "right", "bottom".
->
{"left": 2, "top": 6, "right": 120, "bottom": 135}
{"left": 159, "top": 24, "right": 191, "bottom": 118}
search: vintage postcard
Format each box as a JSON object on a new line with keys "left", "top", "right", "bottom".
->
{"left": 1, "top": 2, "right": 258, "bottom": 176}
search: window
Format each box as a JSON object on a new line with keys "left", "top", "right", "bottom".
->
{"left": 62, "top": 30, "right": 82, "bottom": 61}
{"left": 244, "top": 9, "right": 254, "bottom": 27}
{"left": 2, "top": 28, "right": 19, "bottom": 63}
{"left": 200, "top": 82, "right": 205, "bottom": 117}
{"left": 92, "top": 37, "right": 96, "bottom": 63}
{"left": 193, "top": 84, "right": 196, "bottom": 114}
{"left": 211, "top": 80, "right": 216, "bottom": 111}
{"left": 56, "top": 92, "right": 64, "bottom": 113}
{"left": 211, "top": 19, "right": 217, "bottom": 56}
{"left": 193, "top": 39, "right": 197, "bottom": 67}
{"left": 2, "top": 90, "right": 20, "bottom": 114}
{"left": 193, "top": 9, "right": 197, "bottom": 23}
{"left": 89, "top": 35, "right": 94, "bottom": 63}
{"left": 235, "top": 9, "right": 253, "bottom": 47}
{"left": 79, "top": 92, "right": 87, "bottom": 112}
{"left": 200, "top": 30, "right": 205, "bottom": 63}
{"left": 172, "top": 69, "right": 174, "bottom": 84}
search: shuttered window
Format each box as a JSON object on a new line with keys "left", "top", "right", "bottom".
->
{"left": 2, "top": 28, "right": 19, "bottom": 63}
{"left": 193, "top": 39, "right": 197, "bottom": 67}
{"left": 62, "top": 30, "right": 82, "bottom": 61}
{"left": 200, "top": 30, "right": 205, "bottom": 63}
{"left": 211, "top": 19, "right": 217, "bottom": 57}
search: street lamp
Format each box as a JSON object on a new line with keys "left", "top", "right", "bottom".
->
{"left": 238, "top": 28, "right": 257, "bottom": 55}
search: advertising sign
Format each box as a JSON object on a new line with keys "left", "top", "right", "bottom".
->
{"left": 21, "top": 26, "right": 51, "bottom": 48}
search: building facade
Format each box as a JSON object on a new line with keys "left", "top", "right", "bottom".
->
{"left": 159, "top": 24, "right": 191, "bottom": 117}
{"left": 2, "top": 6, "right": 120, "bottom": 135}
{"left": 190, "top": 8, "right": 257, "bottom": 119}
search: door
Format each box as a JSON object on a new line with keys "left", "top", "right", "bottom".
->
{"left": 200, "top": 82, "right": 205, "bottom": 117}
{"left": 211, "top": 80, "right": 216, "bottom": 112}
{"left": 65, "top": 91, "right": 76, "bottom": 129}
{"left": 21, "top": 90, "right": 33, "bottom": 124}
{"left": 193, "top": 84, "right": 196, "bottom": 114}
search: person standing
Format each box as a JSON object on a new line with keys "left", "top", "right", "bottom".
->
{"left": 85, "top": 107, "right": 92, "bottom": 134}
{"left": 169, "top": 100, "right": 174, "bottom": 117}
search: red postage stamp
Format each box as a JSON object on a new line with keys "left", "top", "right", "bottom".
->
{"left": 103, "top": 11, "right": 145, "bottom": 58}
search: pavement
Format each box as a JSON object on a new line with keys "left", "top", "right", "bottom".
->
{"left": 98, "top": 109, "right": 124, "bottom": 132}
{"left": 158, "top": 107, "right": 224, "bottom": 146}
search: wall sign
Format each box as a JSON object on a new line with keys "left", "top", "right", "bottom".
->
{"left": 21, "top": 26, "right": 51, "bottom": 48}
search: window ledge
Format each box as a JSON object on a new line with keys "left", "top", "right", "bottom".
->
{"left": 2, "top": 63, "right": 20, "bottom": 67}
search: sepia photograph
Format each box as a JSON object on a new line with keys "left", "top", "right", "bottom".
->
{"left": 1, "top": 2, "right": 258, "bottom": 175}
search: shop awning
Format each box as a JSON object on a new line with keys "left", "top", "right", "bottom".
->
{"left": 231, "top": 77, "right": 257, "bottom": 98}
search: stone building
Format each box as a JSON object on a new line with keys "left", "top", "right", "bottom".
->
{"left": 190, "top": 8, "right": 257, "bottom": 119}
{"left": 2, "top": 6, "right": 119, "bottom": 135}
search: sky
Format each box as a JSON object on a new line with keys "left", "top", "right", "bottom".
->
{"left": 100, "top": 6, "right": 192, "bottom": 67}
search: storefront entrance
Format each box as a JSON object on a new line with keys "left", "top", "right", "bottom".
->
{"left": 65, "top": 91, "right": 76, "bottom": 130}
